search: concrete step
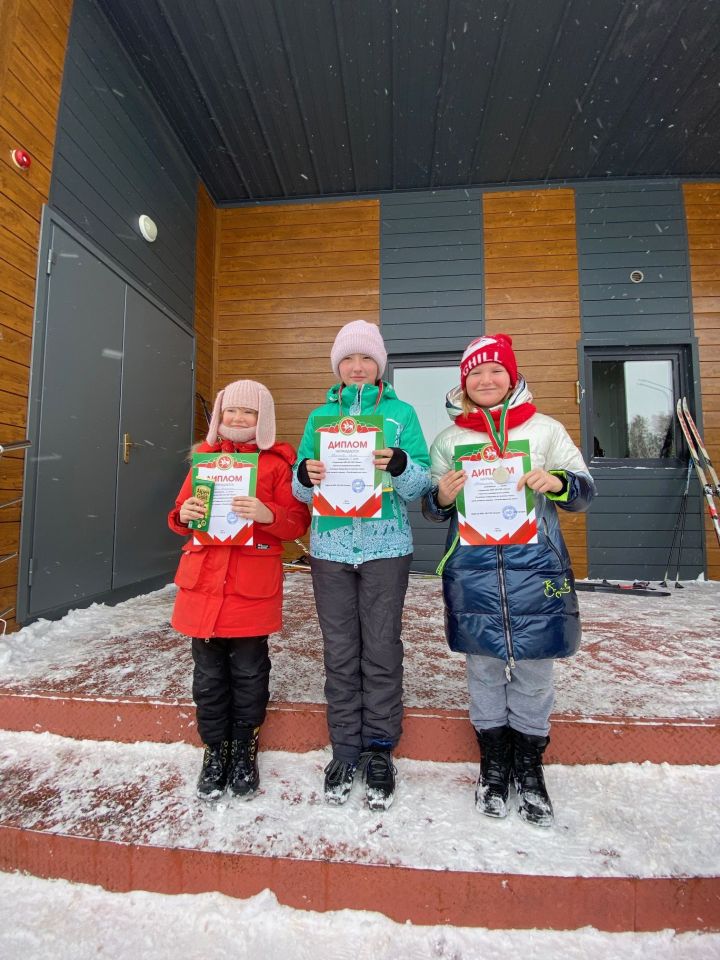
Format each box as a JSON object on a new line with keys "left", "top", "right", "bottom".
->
{"left": 0, "top": 729, "right": 717, "bottom": 932}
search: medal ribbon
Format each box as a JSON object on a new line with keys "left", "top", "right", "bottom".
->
{"left": 478, "top": 399, "right": 510, "bottom": 458}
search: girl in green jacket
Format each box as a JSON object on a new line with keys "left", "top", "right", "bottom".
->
{"left": 293, "top": 320, "right": 431, "bottom": 811}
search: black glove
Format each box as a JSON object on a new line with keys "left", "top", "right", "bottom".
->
{"left": 296, "top": 458, "right": 313, "bottom": 488}
{"left": 385, "top": 447, "right": 408, "bottom": 477}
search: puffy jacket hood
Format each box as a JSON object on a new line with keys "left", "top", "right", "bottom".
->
{"left": 445, "top": 376, "right": 534, "bottom": 422}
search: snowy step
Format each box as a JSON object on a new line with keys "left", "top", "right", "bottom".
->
{"left": 0, "top": 730, "right": 717, "bottom": 932}
{"left": 1, "top": 579, "right": 718, "bottom": 765}
{"left": 1, "top": 690, "right": 717, "bottom": 766}
{"left": 4, "top": 871, "right": 720, "bottom": 958}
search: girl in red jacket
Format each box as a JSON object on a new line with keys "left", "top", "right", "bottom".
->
{"left": 168, "top": 380, "right": 310, "bottom": 801}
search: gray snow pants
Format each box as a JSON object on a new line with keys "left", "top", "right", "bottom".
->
{"left": 310, "top": 555, "right": 413, "bottom": 763}
{"left": 466, "top": 654, "right": 555, "bottom": 737}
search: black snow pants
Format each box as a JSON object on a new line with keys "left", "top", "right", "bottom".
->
{"left": 191, "top": 636, "right": 270, "bottom": 745}
{"left": 310, "top": 555, "right": 412, "bottom": 763}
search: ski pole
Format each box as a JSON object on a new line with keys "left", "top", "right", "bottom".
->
{"left": 673, "top": 463, "right": 692, "bottom": 589}
{"left": 662, "top": 460, "right": 692, "bottom": 587}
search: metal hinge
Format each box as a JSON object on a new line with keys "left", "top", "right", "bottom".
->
{"left": 28, "top": 558, "right": 33, "bottom": 587}
{"left": 46, "top": 249, "right": 56, "bottom": 275}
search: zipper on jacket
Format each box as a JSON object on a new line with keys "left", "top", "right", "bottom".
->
{"left": 496, "top": 546, "right": 516, "bottom": 680}
{"left": 541, "top": 517, "right": 565, "bottom": 567}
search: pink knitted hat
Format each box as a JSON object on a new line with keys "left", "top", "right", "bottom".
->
{"left": 206, "top": 380, "right": 276, "bottom": 449}
{"left": 330, "top": 320, "right": 387, "bottom": 379}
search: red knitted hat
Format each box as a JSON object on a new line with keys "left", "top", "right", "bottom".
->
{"left": 460, "top": 334, "right": 518, "bottom": 389}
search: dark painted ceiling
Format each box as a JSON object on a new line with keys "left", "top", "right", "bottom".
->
{"left": 97, "top": 0, "right": 720, "bottom": 204}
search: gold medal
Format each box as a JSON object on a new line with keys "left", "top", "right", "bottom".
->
{"left": 492, "top": 465, "right": 510, "bottom": 485}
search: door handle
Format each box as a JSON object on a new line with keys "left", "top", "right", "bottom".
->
{"left": 122, "top": 432, "right": 137, "bottom": 464}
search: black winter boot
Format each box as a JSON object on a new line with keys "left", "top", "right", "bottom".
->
{"left": 228, "top": 728, "right": 260, "bottom": 799}
{"left": 196, "top": 740, "right": 230, "bottom": 800}
{"left": 475, "top": 726, "right": 513, "bottom": 818}
{"left": 323, "top": 758, "right": 357, "bottom": 805}
{"left": 359, "top": 746, "right": 396, "bottom": 811}
{"left": 512, "top": 730, "right": 554, "bottom": 827}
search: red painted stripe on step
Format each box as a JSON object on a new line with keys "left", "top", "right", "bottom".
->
{"left": 0, "top": 826, "right": 717, "bottom": 932}
{"left": 0, "top": 692, "right": 717, "bottom": 765}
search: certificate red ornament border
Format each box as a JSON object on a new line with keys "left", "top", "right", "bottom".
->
{"left": 312, "top": 415, "right": 384, "bottom": 519}
{"left": 455, "top": 441, "right": 537, "bottom": 546}
{"left": 191, "top": 453, "right": 258, "bottom": 546}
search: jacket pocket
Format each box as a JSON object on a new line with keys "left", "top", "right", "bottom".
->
{"left": 234, "top": 555, "right": 282, "bottom": 599}
{"left": 174, "top": 543, "right": 206, "bottom": 589}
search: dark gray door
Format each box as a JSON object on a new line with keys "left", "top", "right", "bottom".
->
{"left": 28, "top": 225, "right": 125, "bottom": 617}
{"left": 112, "top": 288, "right": 193, "bottom": 588}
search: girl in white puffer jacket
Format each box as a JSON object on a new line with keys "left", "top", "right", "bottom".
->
{"left": 423, "top": 334, "right": 595, "bottom": 827}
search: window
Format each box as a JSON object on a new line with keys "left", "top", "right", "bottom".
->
{"left": 389, "top": 358, "right": 459, "bottom": 447}
{"left": 585, "top": 347, "right": 689, "bottom": 463}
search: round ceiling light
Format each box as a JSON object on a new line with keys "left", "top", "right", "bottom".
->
{"left": 138, "top": 215, "right": 158, "bottom": 242}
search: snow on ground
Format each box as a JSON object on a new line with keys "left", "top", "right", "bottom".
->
{"left": 1, "top": 576, "right": 718, "bottom": 720}
{"left": 1, "top": 579, "right": 718, "bottom": 957}
{"left": 1, "top": 730, "right": 717, "bottom": 878}
{"left": 0, "top": 871, "right": 717, "bottom": 960}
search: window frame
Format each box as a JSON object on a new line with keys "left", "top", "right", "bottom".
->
{"left": 582, "top": 344, "right": 691, "bottom": 468}
{"left": 386, "top": 351, "right": 462, "bottom": 445}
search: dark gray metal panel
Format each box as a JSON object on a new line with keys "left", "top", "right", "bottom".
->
{"left": 576, "top": 182, "right": 692, "bottom": 338}
{"left": 381, "top": 188, "right": 482, "bottom": 573}
{"left": 549, "top": 2, "right": 720, "bottom": 180}
{"left": 381, "top": 189, "right": 483, "bottom": 355}
{"left": 383, "top": 244, "right": 484, "bottom": 265}
{"left": 576, "top": 182, "right": 703, "bottom": 581}
{"left": 50, "top": 0, "right": 198, "bottom": 326}
{"left": 96, "top": 0, "right": 720, "bottom": 202}
{"left": 27, "top": 224, "right": 125, "bottom": 618}
{"left": 407, "top": 502, "right": 447, "bottom": 575}
{"left": 113, "top": 288, "right": 194, "bottom": 589}
{"left": 586, "top": 470, "right": 703, "bottom": 581}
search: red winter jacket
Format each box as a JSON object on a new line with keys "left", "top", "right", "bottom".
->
{"left": 168, "top": 440, "right": 310, "bottom": 639}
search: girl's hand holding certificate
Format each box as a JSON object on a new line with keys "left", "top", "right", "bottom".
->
{"left": 304, "top": 449, "right": 397, "bottom": 486}
{"left": 231, "top": 495, "right": 274, "bottom": 524}
{"left": 438, "top": 466, "right": 562, "bottom": 507}
{"left": 304, "top": 459, "right": 326, "bottom": 485}
{"left": 437, "top": 468, "right": 466, "bottom": 507}
{"left": 516, "top": 469, "right": 563, "bottom": 495}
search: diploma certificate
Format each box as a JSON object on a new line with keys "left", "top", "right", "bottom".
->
{"left": 191, "top": 452, "right": 258, "bottom": 546}
{"left": 312, "top": 415, "right": 384, "bottom": 518}
{"left": 455, "top": 440, "right": 537, "bottom": 545}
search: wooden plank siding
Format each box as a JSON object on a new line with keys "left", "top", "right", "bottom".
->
{"left": 683, "top": 182, "right": 720, "bottom": 581}
{"left": 214, "top": 199, "right": 380, "bottom": 449}
{"left": 193, "top": 183, "right": 216, "bottom": 442}
{"left": 0, "top": 0, "right": 72, "bottom": 630}
{"left": 482, "top": 189, "right": 588, "bottom": 577}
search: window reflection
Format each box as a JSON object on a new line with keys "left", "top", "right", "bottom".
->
{"left": 591, "top": 359, "right": 676, "bottom": 459}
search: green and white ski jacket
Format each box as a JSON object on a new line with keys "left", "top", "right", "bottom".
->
{"left": 292, "top": 381, "right": 431, "bottom": 564}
